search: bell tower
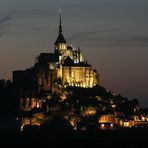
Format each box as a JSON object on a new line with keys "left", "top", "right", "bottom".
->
{"left": 54, "top": 10, "right": 67, "bottom": 57}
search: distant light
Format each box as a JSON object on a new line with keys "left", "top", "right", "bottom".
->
{"left": 110, "top": 123, "right": 113, "bottom": 127}
{"left": 123, "top": 122, "right": 129, "bottom": 127}
{"left": 142, "top": 117, "right": 145, "bottom": 121}
{"left": 101, "top": 123, "right": 105, "bottom": 127}
{"left": 20, "top": 124, "right": 24, "bottom": 131}
{"left": 37, "top": 103, "right": 40, "bottom": 108}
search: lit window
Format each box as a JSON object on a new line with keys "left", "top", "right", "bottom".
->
{"left": 60, "top": 44, "right": 66, "bottom": 50}
{"left": 62, "top": 45, "right": 65, "bottom": 49}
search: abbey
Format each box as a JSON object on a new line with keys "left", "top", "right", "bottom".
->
{"left": 13, "top": 14, "right": 99, "bottom": 94}
{"left": 12, "top": 14, "right": 100, "bottom": 128}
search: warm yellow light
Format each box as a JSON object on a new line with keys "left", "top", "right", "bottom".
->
{"left": 123, "top": 122, "right": 129, "bottom": 127}
{"left": 37, "top": 102, "right": 40, "bottom": 108}
{"left": 101, "top": 123, "right": 105, "bottom": 127}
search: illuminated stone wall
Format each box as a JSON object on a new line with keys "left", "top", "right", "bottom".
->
{"left": 21, "top": 112, "right": 46, "bottom": 131}
{"left": 99, "top": 114, "right": 116, "bottom": 124}
{"left": 20, "top": 98, "right": 42, "bottom": 111}
{"left": 33, "top": 61, "right": 99, "bottom": 90}
{"left": 62, "top": 66, "right": 99, "bottom": 88}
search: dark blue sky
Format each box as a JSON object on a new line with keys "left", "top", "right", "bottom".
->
{"left": 0, "top": 0, "right": 148, "bottom": 107}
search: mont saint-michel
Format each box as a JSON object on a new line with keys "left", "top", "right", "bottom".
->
{"left": 0, "top": 13, "right": 148, "bottom": 146}
{"left": 10, "top": 14, "right": 147, "bottom": 131}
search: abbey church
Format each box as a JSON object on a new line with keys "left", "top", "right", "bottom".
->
{"left": 13, "top": 14, "right": 99, "bottom": 94}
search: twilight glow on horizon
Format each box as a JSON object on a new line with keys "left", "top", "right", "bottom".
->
{"left": 0, "top": 0, "right": 148, "bottom": 107}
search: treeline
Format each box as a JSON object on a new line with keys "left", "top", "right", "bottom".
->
{"left": 67, "top": 85, "right": 140, "bottom": 116}
{"left": 0, "top": 79, "right": 18, "bottom": 118}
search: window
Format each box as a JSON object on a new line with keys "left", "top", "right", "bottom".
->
{"left": 59, "top": 44, "right": 66, "bottom": 50}
{"left": 62, "top": 45, "right": 65, "bottom": 49}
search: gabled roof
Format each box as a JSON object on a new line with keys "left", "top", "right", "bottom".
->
{"left": 38, "top": 53, "right": 59, "bottom": 63}
{"left": 55, "top": 33, "right": 67, "bottom": 45}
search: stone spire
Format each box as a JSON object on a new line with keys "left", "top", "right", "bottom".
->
{"left": 55, "top": 9, "right": 67, "bottom": 45}
{"left": 59, "top": 9, "right": 62, "bottom": 34}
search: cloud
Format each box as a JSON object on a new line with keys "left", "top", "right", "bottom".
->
{"left": 0, "top": 12, "right": 14, "bottom": 39}
{"left": 68, "top": 27, "right": 148, "bottom": 47}
{"left": 96, "top": 36, "right": 148, "bottom": 47}
{"left": 0, "top": 15, "right": 11, "bottom": 25}
{"left": 67, "top": 28, "right": 120, "bottom": 41}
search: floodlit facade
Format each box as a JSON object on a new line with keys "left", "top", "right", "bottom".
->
{"left": 32, "top": 13, "right": 99, "bottom": 90}
{"left": 13, "top": 13, "right": 99, "bottom": 95}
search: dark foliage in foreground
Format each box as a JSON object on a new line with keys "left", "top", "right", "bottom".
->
{"left": 0, "top": 127, "right": 148, "bottom": 147}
